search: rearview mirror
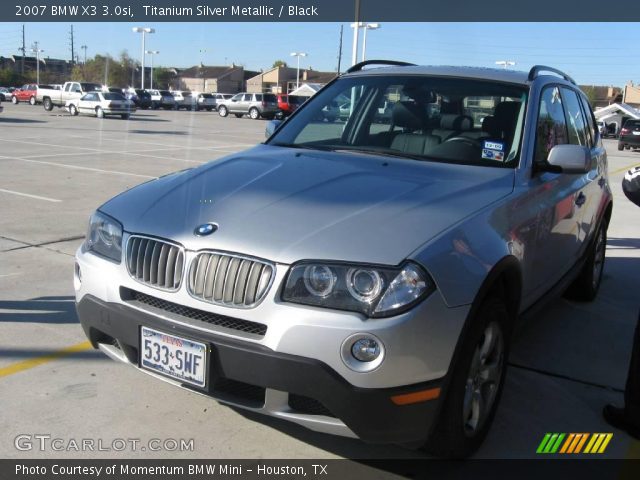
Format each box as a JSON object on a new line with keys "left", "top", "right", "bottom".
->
{"left": 546, "top": 144, "right": 590, "bottom": 174}
{"left": 265, "top": 120, "right": 282, "bottom": 138}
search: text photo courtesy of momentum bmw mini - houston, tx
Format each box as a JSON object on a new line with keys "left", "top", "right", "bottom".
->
{"left": 2, "top": 0, "right": 640, "bottom": 478}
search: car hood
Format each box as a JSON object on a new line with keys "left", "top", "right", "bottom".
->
{"left": 101, "top": 145, "right": 515, "bottom": 265}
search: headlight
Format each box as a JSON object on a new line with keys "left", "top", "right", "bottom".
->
{"left": 83, "top": 211, "right": 123, "bottom": 263}
{"left": 282, "top": 261, "right": 434, "bottom": 317}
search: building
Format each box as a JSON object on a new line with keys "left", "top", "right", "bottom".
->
{"left": 579, "top": 85, "right": 622, "bottom": 109}
{"left": 176, "top": 64, "right": 246, "bottom": 93}
{"left": 594, "top": 103, "right": 640, "bottom": 135}
{"left": 246, "top": 66, "right": 297, "bottom": 94}
{"left": 622, "top": 81, "right": 640, "bottom": 109}
{"left": 286, "top": 69, "right": 337, "bottom": 94}
{"left": 0, "top": 55, "right": 73, "bottom": 83}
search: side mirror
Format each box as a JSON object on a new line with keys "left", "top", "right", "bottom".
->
{"left": 546, "top": 144, "right": 590, "bottom": 174}
{"left": 265, "top": 120, "right": 282, "bottom": 138}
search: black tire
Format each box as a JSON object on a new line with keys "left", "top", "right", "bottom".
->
{"left": 11, "top": 96, "right": 18, "bottom": 104}
{"left": 121, "top": 114, "right": 130, "bottom": 120}
{"left": 618, "top": 143, "right": 624, "bottom": 151}
{"left": 43, "top": 98, "right": 53, "bottom": 111}
{"left": 69, "top": 104, "right": 78, "bottom": 116}
{"left": 424, "top": 296, "right": 510, "bottom": 458}
{"left": 249, "top": 107, "right": 260, "bottom": 120}
{"left": 234, "top": 113, "right": 243, "bottom": 118}
{"left": 564, "top": 221, "right": 607, "bottom": 301}
{"left": 218, "top": 106, "right": 228, "bottom": 117}
{"left": 206, "top": 108, "right": 212, "bottom": 112}
{"left": 29, "top": 96, "right": 36, "bottom": 105}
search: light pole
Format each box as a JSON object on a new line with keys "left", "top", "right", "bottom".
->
{"left": 132, "top": 27, "right": 155, "bottom": 89}
{"left": 146, "top": 50, "right": 159, "bottom": 90}
{"left": 495, "top": 60, "right": 516, "bottom": 69}
{"left": 81, "top": 45, "right": 87, "bottom": 64}
{"left": 361, "top": 23, "right": 380, "bottom": 62}
{"left": 31, "top": 43, "right": 44, "bottom": 84}
{"left": 290, "top": 52, "right": 307, "bottom": 91}
{"left": 351, "top": 0, "right": 361, "bottom": 66}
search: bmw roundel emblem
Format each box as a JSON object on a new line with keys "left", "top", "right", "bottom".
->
{"left": 194, "top": 223, "right": 218, "bottom": 236}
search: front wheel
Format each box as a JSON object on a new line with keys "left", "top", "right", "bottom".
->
{"left": 618, "top": 143, "right": 624, "bottom": 151}
{"left": 69, "top": 104, "right": 78, "bottom": 116}
{"left": 249, "top": 107, "right": 260, "bottom": 120}
{"left": 29, "top": 96, "right": 36, "bottom": 105}
{"left": 565, "top": 221, "right": 607, "bottom": 301}
{"left": 11, "top": 96, "right": 18, "bottom": 104}
{"left": 218, "top": 106, "right": 228, "bottom": 117}
{"left": 121, "top": 114, "right": 130, "bottom": 120}
{"left": 424, "top": 296, "right": 510, "bottom": 458}
{"left": 95, "top": 107, "right": 104, "bottom": 119}
{"left": 43, "top": 98, "right": 53, "bottom": 111}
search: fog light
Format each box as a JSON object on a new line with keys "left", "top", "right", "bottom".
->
{"left": 351, "top": 338, "right": 380, "bottom": 362}
{"left": 341, "top": 333, "right": 385, "bottom": 372}
{"left": 74, "top": 262, "right": 82, "bottom": 290}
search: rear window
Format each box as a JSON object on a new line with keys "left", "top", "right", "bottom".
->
{"left": 103, "top": 93, "right": 125, "bottom": 100}
{"left": 624, "top": 120, "right": 640, "bottom": 128}
{"left": 200, "top": 93, "right": 213, "bottom": 98}
{"left": 160, "top": 90, "right": 172, "bottom": 96}
{"left": 264, "top": 94, "right": 277, "bottom": 102}
{"left": 289, "top": 95, "right": 305, "bottom": 105}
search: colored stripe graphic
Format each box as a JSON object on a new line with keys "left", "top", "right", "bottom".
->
{"left": 538, "top": 433, "right": 613, "bottom": 454}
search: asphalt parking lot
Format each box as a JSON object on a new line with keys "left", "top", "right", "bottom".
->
{"left": 1, "top": 101, "right": 640, "bottom": 461}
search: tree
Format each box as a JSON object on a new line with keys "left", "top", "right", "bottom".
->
{"left": 272, "top": 60, "right": 288, "bottom": 68}
{"left": 153, "top": 67, "right": 175, "bottom": 90}
{"left": 582, "top": 86, "right": 598, "bottom": 109}
{"left": 67, "top": 51, "right": 138, "bottom": 87}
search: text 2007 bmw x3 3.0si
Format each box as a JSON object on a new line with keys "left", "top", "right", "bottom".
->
{"left": 74, "top": 61, "right": 612, "bottom": 458}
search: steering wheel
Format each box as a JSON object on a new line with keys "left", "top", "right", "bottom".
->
{"left": 443, "top": 136, "right": 483, "bottom": 148}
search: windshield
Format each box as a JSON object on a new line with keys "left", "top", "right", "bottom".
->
{"left": 268, "top": 75, "right": 528, "bottom": 168}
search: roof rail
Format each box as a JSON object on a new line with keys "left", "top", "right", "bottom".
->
{"left": 528, "top": 65, "right": 576, "bottom": 85}
{"left": 345, "top": 60, "right": 416, "bottom": 74}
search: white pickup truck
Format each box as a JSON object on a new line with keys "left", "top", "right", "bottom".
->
{"left": 38, "top": 81, "right": 103, "bottom": 111}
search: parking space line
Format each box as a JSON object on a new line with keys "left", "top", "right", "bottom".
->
{"left": 0, "top": 137, "right": 106, "bottom": 153}
{"left": 0, "top": 188, "right": 62, "bottom": 202}
{"left": 611, "top": 162, "right": 640, "bottom": 175}
{"left": 1, "top": 156, "right": 156, "bottom": 179}
{"left": 0, "top": 341, "right": 92, "bottom": 379}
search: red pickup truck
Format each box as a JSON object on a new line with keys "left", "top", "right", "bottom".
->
{"left": 11, "top": 84, "right": 38, "bottom": 105}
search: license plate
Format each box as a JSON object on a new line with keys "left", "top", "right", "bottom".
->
{"left": 633, "top": 131, "right": 640, "bottom": 135}
{"left": 140, "top": 327, "right": 207, "bottom": 388}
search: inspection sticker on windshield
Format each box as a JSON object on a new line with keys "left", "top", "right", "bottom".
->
{"left": 482, "top": 140, "right": 505, "bottom": 161}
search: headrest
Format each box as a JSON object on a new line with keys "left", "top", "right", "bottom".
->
{"left": 439, "top": 114, "right": 473, "bottom": 131}
{"left": 482, "top": 116, "right": 498, "bottom": 135}
{"left": 392, "top": 101, "right": 426, "bottom": 130}
{"left": 492, "top": 102, "right": 521, "bottom": 139}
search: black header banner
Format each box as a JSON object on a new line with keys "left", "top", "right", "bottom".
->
{"left": 5, "top": 0, "right": 640, "bottom": 22}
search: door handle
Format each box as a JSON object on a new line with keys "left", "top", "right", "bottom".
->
{"left": 575, "top": 192, "right": 587, "bottom": 207}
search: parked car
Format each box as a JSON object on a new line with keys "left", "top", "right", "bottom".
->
{"left": 217, "top": 92, "right": 279, "bottom": 119}
{"left": 147, "top": 89, "right": 174, "bottom": 110}
{"left": 11, "top": 83, "right": 38, "bottom": 105}
{"left": 134, "top": 89, "right": 152, "bottom": 109}
{"left": 74, "top": 62, "right": 612, "bottom": 458}
{"left": 66, "top": 91, "right": 136, "bottom": 119}
{"left": 39, "top": 81, "right": 103, "bottom": 111}
{"left": 617, "top": 119, "right": 640, "bottom": 150}
{"left": 213, "top": 93, "right": 233, "bottom": 111}
{"left": 0, "top": 96, "right": 3, "bottom": 114}
{"left": 597, "top": 120, "right": 607, "bottom": 137}
{"left": 276, "top": 94, "right": 305, "bottom": 117}
{"left": 0, "top": 87, "right": 11, "bottom": 101}
{"left": 195, "top": 93, "right": 216, "bottom": 111}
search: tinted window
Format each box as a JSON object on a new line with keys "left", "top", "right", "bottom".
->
{"left": 561, "top": 88, "right": 588, "bottom": 146}
{"left": 252, "top": 94, "right": 261, "bottom": 101}
{"left": 264, "top": 94, "right": 277, "bottom": 103}
{"left": 81, "top": 83, "right": 101, "bottom": 92}
{"left": 159, "top": 90, "right": 172, "bottom": 96}
{"left": 579, "top": 94, "right": 596, "bottom": 144}
{"left": 535, "top": 86, "right": 568, "bottom": 163}
{"left": 289, "top": 95, "right": 305, "bottom": 105}
{"left": 104, "top": 93, "right": 125, "bottom": 100}
{"left": 200, "top": 93, "right": 213, "bottom": 98}
{"left": 82, "top": 93, "right": 98, "bottom": 101}
{"left": 623, "top": 120, "right": 640, "bottom": 129}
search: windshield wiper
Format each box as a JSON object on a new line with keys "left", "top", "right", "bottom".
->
{"left": 332, "top": 147, "right": 424, "bottom": 161}
{"left": 270, "top": 142, "right": 337, "bottom": 152}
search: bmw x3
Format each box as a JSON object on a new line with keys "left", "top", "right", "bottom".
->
{"left": 75, "top": 61, "right": 612, "bottom": 457}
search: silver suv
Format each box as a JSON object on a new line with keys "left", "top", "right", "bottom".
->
{"left": 217, "top": 92, "right": 279, "bottom": 119}
{"left": 74, "top": 61, "right": 612, "bottom": 458}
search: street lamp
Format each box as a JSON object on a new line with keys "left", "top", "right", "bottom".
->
{"left": 290, "top": 52, "right": 307, "bottom": 91}
{"left": 31, "top": 44, "right": 44, "bottom": 84}
{"left": 495, "top": 60, "right": 516, "bottom": 69}
{"left": 81, "top": 45, "right": 87, "bottom": 64}
{"left": 361, "top": 23, "right": 380, "bottom": 62}
{"left": 132, "top": 27, "right": 155, "bottom": 89}
{"left": 145, "top": 50, "right": 159, "bottom": 90}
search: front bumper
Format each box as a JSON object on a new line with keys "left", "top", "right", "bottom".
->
{"left": 77, "top": 293, "right": 443, "bottom": 444}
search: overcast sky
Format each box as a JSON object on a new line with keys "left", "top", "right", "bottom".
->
{"left": 0, "top": 22, "right": 635, "bottom": 86}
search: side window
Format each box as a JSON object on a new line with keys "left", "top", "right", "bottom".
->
{"left": 252, "top": 94, "right": 261, "bottom": 102}
{"left": 561, "top": 88, "right": 589, "bottom": 147}
{"left": 534, "top": 86, "right": 568, "bottom": 163}
{"left": 579, "top": 94, "right": 597, "bottom": 145}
